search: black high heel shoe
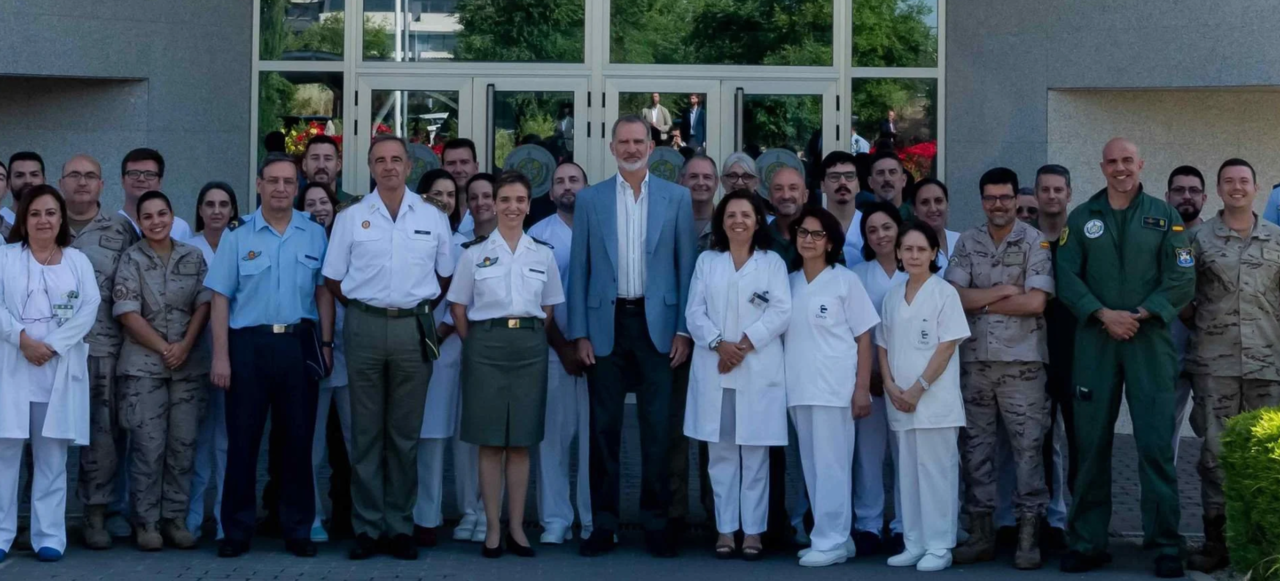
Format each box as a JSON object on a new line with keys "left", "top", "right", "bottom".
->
{"left": 506, "top": 532, "right": 536, "bottom": 558}
{"left": 482, "top": 537, "right": 503, "bottom": 559}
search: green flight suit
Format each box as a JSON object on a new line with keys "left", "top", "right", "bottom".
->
{"left": 1055, "top": 187, "right": 1194, "bottom": 558}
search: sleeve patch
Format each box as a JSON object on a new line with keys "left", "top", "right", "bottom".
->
{"left": 1176, "top": 247, "right": 1195, "bottom": 267}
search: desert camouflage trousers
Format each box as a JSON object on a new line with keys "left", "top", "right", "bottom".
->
{"left": 960, "top": 361, "right": 1050, "bottom": 516}
{"left": 1190, "top": 374, "right": 1280, "bottom": 517}
{"left": 118, "top": 375, "right": 207, "bottom": 524}
{"left": 77, "top": 356, "right": 120, "bottom": 506}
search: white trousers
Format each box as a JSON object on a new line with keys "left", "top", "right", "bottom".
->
{"left": 312, "top": 384, "right": 352, "bottom": 529}
{"left": 187, "top": 386, "right": 226, "bottom": 539}
{"left": 854, "top": 395, "right": 902, "bottom": 534}
{"left": 791, "top": 405, "right": 855, "bottom": 552}
{"left": 895, "top": 427, "right": 960, "bottom": 554}
{"left": 536, "top": 353, "right": 592, "bottom": 532}
{"left": 413, "top": 437, "right": 447, "bottom": 527}
{"left": 454, "top": 437, "right": 482, "bottom": 519}
{"left": 705, "top": 390, "right": 770, "bottom": 535}
{"left": 0, "top": 403, "right": 69, "bottom": 553}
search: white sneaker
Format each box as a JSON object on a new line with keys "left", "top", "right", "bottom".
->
{"left": 798, "top": 537, "right": 856, "bottom": 559}
{"left": 916, "top": 550, "right": 952, "bottom": 572}
{"left": 799, "top": 548, "right": 848, "bottom": 567}
{"left": 887, "top": 550, "right": 926, "bottom": 567}
{"left": 469, "top": 520, "right": 488, "bottom": 543}
{"left": 453, "top": 514, "right": 478, "bottom": 541}
{"left": 310, "top": 524, "right": 329, "bottom": 543}
{"left": 540, "top": 524, "right": 569, "bottom": 544}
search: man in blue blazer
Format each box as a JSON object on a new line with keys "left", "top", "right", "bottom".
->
{"left": 683, "top": 94, "right": 707, "bottom": 151}
{"left": 569, "top": 115, "right": 697, "bottom": 558}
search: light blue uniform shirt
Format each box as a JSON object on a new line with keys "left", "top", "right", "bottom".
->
{"left": 204, "top": 208, "right": 328, "bottom": 329}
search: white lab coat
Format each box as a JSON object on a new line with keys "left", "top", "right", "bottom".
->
{"left": 683, "top": 250, "right": 791, "bottom": 446}
{"left": 0, "top": 244, "right": 100, "bottom": 445}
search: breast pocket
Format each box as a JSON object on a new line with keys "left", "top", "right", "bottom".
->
{"left": 406, "top": 229, "right": 440, "bottom": 264}
{"left": 238, "top": 256, "right": 271, "bottom": 278}
{"left": 809, "top": 300, "right": 843, "bottom": 327}
{"left": 473, "top": 265, "right": 507, "bottom": 307}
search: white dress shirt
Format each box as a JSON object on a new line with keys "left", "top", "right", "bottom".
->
{"left": 616, "top": 173, "right": 650, "bottom": 299}
{"left": 447, "top": 233, "right": 564, "bottom": 321}
{"left": 119, "top": 209, "right": 193, "bottom": 242}
{"left": 321, "top": 188, "right": 456, "bottom": 309}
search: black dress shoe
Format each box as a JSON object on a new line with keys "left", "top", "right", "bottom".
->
{"left": 666, "top": 518, "right": 688, "bottom": 541}
{"left": 853, "top": 530, "right": 883, "bottom": 556}
{"left": 482, "top": 539, "right": 503, "bottom": 559}
{"left": 886, "top": 532, "right": 905, "bottom": 555}
{"left": 218, "top": 539, "right": 249, "bottom": 558}
{"left": 1155, "top": 554, "right": 1185, "bottom": 578}
{"left": 286, "top": 539, "right": 317, "bottom": 557}
{"left": 579, "top": 530, "right": 616, "bottom": 557}
{"left": 645, "top": 530, "right": 677, "bottom": 558}
{"left": 506, "top": 533, "right": 535, "bottom": 558}
{"left": 1040, "top": 524, "right": 1067, "bottom": 551}
{"left": 349, "top": 534, "right": 378, "bottom": 560}
{"left": 413, "top": 525, "right": 438, "bottom": 547}
{"left": 1059, "top": 550, "right": 1113, "bottom": 573}
{"left": 389, "top": 534, "right": 419, "bottom": 560}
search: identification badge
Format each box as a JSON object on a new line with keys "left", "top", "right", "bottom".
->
{"left": 413, "top": 230, "right": 431, "bottom": 236}
{"left": 748, "top": 291, "right": 770, "bottom": 308}
{"left": 1141, "top": 216, "right": 1168, "bottom": 231}
{"left": 1002, "top": 251, "right": 1026, "bottom": 266}
{"left": 53, "top": 303, "right": 74, "bottom": 325}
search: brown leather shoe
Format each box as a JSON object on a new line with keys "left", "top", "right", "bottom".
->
{"left": 136, "top": 523, "right": 163, "bottom": 551}
{"left": 953, "top": 512, "right": 995, "bottom": 564}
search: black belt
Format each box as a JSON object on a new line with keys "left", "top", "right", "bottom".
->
{"left": 349, "top": 299, "right": 431, "bottom": 318}
{"left": 481, "top": 317, "right": 543, "bottom": 330}
{"left": 237, "top": 323, "right": 306, "bottom": 335}
{"left": 233, "top": 320, "right": 329, "bottom": 381}
{"left": 616, "top": 297, "right": 645, "bottom": 309}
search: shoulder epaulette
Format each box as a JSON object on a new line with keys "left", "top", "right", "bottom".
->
{"left": 226, "top": 217, "right": 243, "bottom": 232}
{"left": 335, "top": 197, "right": 359, "bottom": 213}
{"left": 531, "top": 236, "right": 553, "bottom": 248}
{"left": 461, "top": 234, "right": 488, "bottom": 249}
{"left": 420, "top": 193, "right": 449, "bottom": 213}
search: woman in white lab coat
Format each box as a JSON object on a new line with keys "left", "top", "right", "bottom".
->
{"left": 0, "top": 186, "right": 101, "bottom": 562}
{"left": 848, "top": 201, "right": 907, "bottom": 554}
{"left": 684, "top": 189, "right": 791, "bottom": 561}
{"left": 784, "top": 207, "right": 879, "bottom": 567}
{"left": 875, "top": 222, "right": 970, "bottom": 572}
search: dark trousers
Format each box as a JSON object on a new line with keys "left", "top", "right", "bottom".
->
{"left": 1045, "top": 362, "right": 1076, "bottom": 494}
{"left": 222, "top": 329, "right": 319, "bottom": 543}
{"left": 588, "top": 303, "right": 673, "bottom": 533}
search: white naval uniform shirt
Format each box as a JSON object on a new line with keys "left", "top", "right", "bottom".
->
{"left": 527, "top": 213, "right": 573, "bottom": 334}
{"left": 446, "top": 233, "right": 564, "bottom": 321}
{"left": 784, "top": 265, "right": 880, "bottom": 407}
{"left": 321, "top": 188, "right": 456, "bottom": 309}
{"left": 616, "top": 173, "right": 650, "bottom": 299}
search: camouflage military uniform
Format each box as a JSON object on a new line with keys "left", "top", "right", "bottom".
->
{"left": 70, "top": 211, "right": 139, "bottom": 506}
{"left": 944, "top": 220, "right": 1055, "bottom": 517}
{"left": 113, "top": 239, "right": 212, "bottom": 524}
{"left": 1187, "top": 214, "right": 1280, "bottom": 517}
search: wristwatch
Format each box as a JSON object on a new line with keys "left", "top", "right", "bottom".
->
{"left": 917, "top": 376, "right": 931, "bottom": 391}
{"left": 710, "top": 336, "right": 724, "bottom": 350}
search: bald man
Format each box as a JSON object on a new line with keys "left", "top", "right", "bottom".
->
{"left": 60, "top": 154, "right": 141, "bottom": 548}
{"left": 1054, "top": 139, "right": 1193, "bottom": 577}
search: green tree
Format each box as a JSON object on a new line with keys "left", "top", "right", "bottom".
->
{"left": 852, "top": 0, "right": 937, "bottom": 67}
{"left": 453, "top": 0, "right": 584, "bottom": 62}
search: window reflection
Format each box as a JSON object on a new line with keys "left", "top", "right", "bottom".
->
{"left": 260, "top": 0, "right": 347, "bottom": 61}
{"left": 258, "top": 71, "right": 344, "bottom": 161}
{"left": 852, "top": 0, "right": 939, "bottom": 68}
{"left": 852, "top": 78, "right": 937, "bottom": 178}
{"left": 370, "top": 90, "right": 461, "bottom": 188}
{"left": 363, "top": 0, "right": 583, "bottom": 62}
{"left": 491, "top": 92, "right": 576, "bottom": 170}
{"left": 618, "top": 93, "right": 710, "bottom": 152}
{"left": 611, "top": 0, "right": 832, "bottom": 66}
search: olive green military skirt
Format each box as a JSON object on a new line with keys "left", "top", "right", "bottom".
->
{"left": 460, "top": 318, "right": 549, "bottom": 447}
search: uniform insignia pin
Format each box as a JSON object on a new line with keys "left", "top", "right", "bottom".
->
{"left": 478, "top": 256, "right": 499, "bottom": 268}
{"left": 362, "top": 220, "right": 371, "bottom": 229}
{"left": 1084, "top": 219, "right": 1105, "bottom": 239}
{"left": 243, "top": 250, "right": 259, "bottom": 261}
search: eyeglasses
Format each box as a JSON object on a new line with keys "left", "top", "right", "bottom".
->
{"left": 796, "top": 227, "right": 828, "bottom": 241}
{"left": 723, "top": 172, "right": 756, "bottom": 184}
{"left": 982, "top": 194, "right": 1016, "bottom": 205}
{"left": 125, "top": 170, "right": 161, "bottom": 181}
{"left": 63, "top": 172, "right": 101, "bottom": 182}
{"left": 1169, "top": 186, "right": 1204, "bottom": 196}
{"left": 824, "top": 171, "right": 858, "bottom": 184}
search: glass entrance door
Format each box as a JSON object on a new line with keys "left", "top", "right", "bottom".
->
{"left": 355, "top": 76, "right": 474, "bottom": 195}
{"left": 720, "top": 81, "right": 838, "bottom": 203}
{"left": 604, "top": 79, "right": 722, "bottom": 180}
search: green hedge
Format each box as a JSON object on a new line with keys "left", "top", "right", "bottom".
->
{"left": 1222, "top": 407, "right": 1280, "bottom": 580}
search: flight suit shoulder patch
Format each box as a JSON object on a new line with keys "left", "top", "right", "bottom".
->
{"left": 1059, "top": 226, "right": 1069, "bottom": 246}
{"left": 1172, "top": 225, "right": 1185, "bottom": 232}
{"left": 461, "top": 234, "right": 488, "bottom": 249}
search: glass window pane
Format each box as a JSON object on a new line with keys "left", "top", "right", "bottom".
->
{"left": 742, "top": 94, "right": 823, "bottom": 158}
{"left": 852, "top": 78, "right": 937, "bottom": 178}
{"left": 490, "top": 91, "right": 576, "bottom": 170}
{"left": 257, "top": 71, "right": 344, "bottom": 163}
{"left": 611, "top": 0, "right": 832, "bottom": 66}
{"left": 618, "top": 92, "right": 710, "bottom": 151}
{"left": 369, "top": 89, "right": 461, "bottom": 190}
{"left": 852, "top": 0, "right": 938, "bottom": 68}
{"left": 363, "top": 0, "right": 584, "bottom": 62}
{"left": 260, "top": 0, "right": 347, "bottom": 61}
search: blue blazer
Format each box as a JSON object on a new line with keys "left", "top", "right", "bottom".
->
{"left": 568, "top": 174, "right": 697, "bottom": 357}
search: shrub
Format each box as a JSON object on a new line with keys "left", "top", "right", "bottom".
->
{"left": 1221, "top": 407, "right": 1280, "bottom": 580}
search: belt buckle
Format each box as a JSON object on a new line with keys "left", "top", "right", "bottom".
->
{"left": 272, "top": 324, "right": 288, "bottom": 334}
{"left": 507, "top": 319, "right": 519, "bottom": 329}
{"left": 387, "top": 307, "right": 400, "bottom": 316}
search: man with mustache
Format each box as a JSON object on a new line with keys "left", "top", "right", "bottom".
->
{"left": 820, "top": 152, "right": 866, "bottom": 268}
{"left": 528, "top": 161, "right": 594, "bottom": 544}
{"left": 1163, "top": 166, "right": 1205, "bottom": 474}
{"left": 1056, "top": 138, "right": 1192, "bottom": 577}
{"left": 4, "top": 151, "right": 46, "bottom": 233}
{"left": 569, "top": 115, "right": 695, "bottom": 558}
{"left": 302, "top": 135, "right": 351, "bottom": 203}
{"left": 866, "top": 151, "right": 915, "bottom": 223}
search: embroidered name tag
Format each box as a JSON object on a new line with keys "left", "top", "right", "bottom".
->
{"left": 304, "top": 254, "right": 319, "bottom": 261}
{"left": 1002, "top": 251, "right": 1026, "bottom": 266}
{"left": 1142, "top": 216, "right": 1168, "bottom": 231}
{"left": 414, "top": 229, "right": 431, "bottom": 236}
{"left": 528, "top": 268, "right": 545, "bottom": 274}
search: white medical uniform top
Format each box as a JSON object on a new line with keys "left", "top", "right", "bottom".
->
{"left": 526, "top": 213, "right": 573, "bottom": 335}
{"left": 120, "top": 209, "right": 193, "bottom": 242}
{"left": 874, "top": 275, "right": 970, "bottom": 431}
{"left": 183, "top": 233, "right": 215, "bottom": 266}
{"left": 784, "top": 264, "right": 880, "bottom": 407}
{"left": 322, "top": 189, "right": 456, "bottom": 309}
{"left": 842, "top": 209, "right": 866, "bottom": 268}
{"left": 851, "top": 259, "right": 908, "bottom": 314}
{"left": 935, "top": 229, "right": 962, "bottom": 276}
{"left": 447, "top": 233, "right": 564, "bottom": 321}
{"left": 20, "top": 254, "right": 80, "bottom": 403}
